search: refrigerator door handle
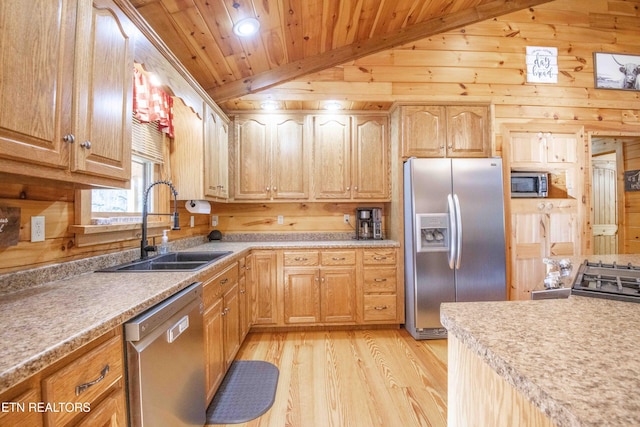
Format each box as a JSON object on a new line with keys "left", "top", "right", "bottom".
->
{"left": 453, "top": 194, "right": 463, "bottom": 269}
{"left": 447, "top": 194, "right": 457, "bottom": 269}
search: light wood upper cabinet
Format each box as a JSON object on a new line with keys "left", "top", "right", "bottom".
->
{"left": 312, "top": 114, "right": 390, "bottom": 201}
{"left": 400, "top": 104, "right": 490, "bottom": 158}
{"left": 0, "top": 0, "right": 133, "bottom": 187}
{"left": 204, "top": 105, "right": 229, "bottom": 200}
{"left": 353, "top": 116, "right": 390, "bottom": 199}
{"left": 312, "top": 115, "right": 352, "bottom": 199}
{"left": 233, "top": 114, "right": 308, "bottom": 200}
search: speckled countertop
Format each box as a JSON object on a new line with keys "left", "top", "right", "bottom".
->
{"left": 441, "top": 253, "right": 640, "bottom": 427}
{"left": 0, "top": 234, "right": 398, "bottom": 394}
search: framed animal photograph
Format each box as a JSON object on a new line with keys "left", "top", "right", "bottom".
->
{"left": 594, "top": 52, "right": 640, "bottom": 91}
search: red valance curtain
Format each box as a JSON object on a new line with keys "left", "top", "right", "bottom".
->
{"left": 133, "top": 68, "right": 174, "bottom": 138}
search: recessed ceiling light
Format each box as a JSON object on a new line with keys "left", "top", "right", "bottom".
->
{"left": 233, "top": 17, "right": 260, "bottom": 37}
{"left": 324, "top": 101, "right": 343, "bottom": 111}
{"left": 260, "top": 100, "right": 279, "bottom": 110}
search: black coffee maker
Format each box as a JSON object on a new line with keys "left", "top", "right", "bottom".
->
{"left": 356, "top": 208, "right": 382, "bottom": 240}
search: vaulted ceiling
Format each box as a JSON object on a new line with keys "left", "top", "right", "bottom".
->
{"left": 130, "top": 0, "right": 553, "bottom": 111}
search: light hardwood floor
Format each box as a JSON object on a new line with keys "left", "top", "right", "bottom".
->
{"left": 207, "top": 328, "right": 448, "bottom": 427}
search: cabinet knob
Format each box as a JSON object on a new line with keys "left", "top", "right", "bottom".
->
{"left": 448, "top": 144, "right": 452, "bottom": 149}
{"left": 346, "top": 186, "right": 350, "bottom": 191}
{"left": 538, "top": 203, "right": 546, "bottom": 211}
{"left": 63, "top": 134, "right": 75, "bottom": 143}
{"left": 354, "top": 186, "right": 358, "bottom": 190}
{"left": 80, "top": 141, "right": 92, "bottom": 149}
{"left": 546, "top": 202, "right": 554, "bottom": 210}
{"left": 273, "top": 187, "right": 277, "bottom": 192}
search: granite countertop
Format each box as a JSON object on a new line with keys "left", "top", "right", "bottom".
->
{"left": 0, "top": 236, "right": 399, "bottom": 394}
{"left": 441, "top": 296, "right": 640, "bottom": 427}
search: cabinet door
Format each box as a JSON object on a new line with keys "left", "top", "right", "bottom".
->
{"left": 235, "top": 116, "right": 270, "bottom": 199}
{"left": 510, "top": 200, "right": 579, "bottom": 300}
{"left": 171, "top": 99, "right": 204, "bottom": 199}
{"left": 446, "top": 106, "right": 490, "bottom": 157}
{"left": 0, "top": 0, "right": 74, "bottom": 169}
{"left": 320, "top": 268, "right": 356, "bottom": 323}
{"left": 218, "top": 120, "right": 229, "bottom": 198}
{"left": 71, "top": 0, "right": 133, "bottom": 181}
{"left": 353, "top": 116, "right": 389, "bottom": 200}
{"left": 204, "top": 108, "right": 221, "bottom": 198}
{"left": 0, "top": 379, "right": 43, "bottom": 427}
{"left": 401, "top": 106, "right": 446, "bottom": 158}
{"left": 76, "top": 389, "right": 127, "bottom": 427}
{"left": 238, "top": 258, "right": 250, "bottom": 341}
{"left": 223, "top": 282, "right": 241, "bottom": 367}
{"left": 284, "top": 268, "right": 320, "bottom": 324}
{"left": 272, "top": 116, "right": 308, "bottom": 199}
{"left": 204, "top": 297, "right": 224, "bottom": 402}
{"left": 312, "top": 115, "right": 352, "bottom": 199}
{"left": 251, "top": 251, "right": 278, "bottom": 325}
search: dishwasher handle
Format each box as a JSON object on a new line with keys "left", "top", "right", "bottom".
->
{"left": 167, "top": 314, "right": 190, "bottom": 343}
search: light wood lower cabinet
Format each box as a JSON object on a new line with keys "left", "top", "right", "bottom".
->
{"left": 251, "top": 251, "right": 279, "bottom": 325}
{"left": 0, "top": 328, "right": 126, "bottom": 427}
{"left": 362, "top": 249, "right": 400, "bottom": 322}
{"left": 238, "top": 255, "right": 252, "bottom": 341}
{"left": 283, "top": 250, "right": 357, "bottom": 324}
{"left": 203, "top": 262, "right": 240, "bottom": 403}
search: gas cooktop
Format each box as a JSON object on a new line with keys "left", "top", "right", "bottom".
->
{"left": 571, "top": 260, "right": 640, "bottom": 303}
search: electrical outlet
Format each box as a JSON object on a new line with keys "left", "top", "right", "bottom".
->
{"left": 212, "top": 215, "right": 218, "bottom": 226}
{"left": 277, "top": 215, "right": 284, "bottom": 225}
{"left": 190, "top": 216, "right": 195, "bottom": 227}
{"left": 344, "top": 214, "right": 350, "bottom": 224}
{"left": 31, "top": 216, "right": 45, "bottom": 242}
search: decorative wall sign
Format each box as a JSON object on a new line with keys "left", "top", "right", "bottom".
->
{"left": 526, "top": 46, "right": 558, "bottom": 83}
{"left": 594, "top": 52, "right": 640, "bottom": 91}
{"left": 624, "top": 170, "right": 640, "bottom": 191}
{"left": 0, "top": 206, "right": 20, "bottom": 247}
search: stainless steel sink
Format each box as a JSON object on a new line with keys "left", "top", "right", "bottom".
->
{"left": 98, "top": 251, "right": 232, "bottom": 272}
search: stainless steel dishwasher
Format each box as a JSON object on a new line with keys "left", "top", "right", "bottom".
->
{"left": 125, "top": 282, "right": 205, "bottom": 427}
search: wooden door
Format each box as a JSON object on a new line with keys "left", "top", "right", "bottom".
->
{"left": 592, "top": 155, "right": 618, "bottom": 254}
{"left": 401, "top": 106, "right": 446, "bottom": 158}
{"left": 509, "top": 203, "right": 547, "bottom": 301}
{"left": 251, "top": 251, "right": 278, "bottom": 325}
{"left": 446, "top": 106, "right": 490, "bottom": 157}
{"left": 272, "top": 116, "right": 308, "bottom": 199}
{"left": 0, "top": 0, "right": 74, "bottom": 169}
{"left": 283, "top": 268, "right": 320, "bottom": 324}
{"left": 320, "top": 268, "right": 356, "bottom": 323}
{"left": 353, "top": 116, "right": 390, "bottom": 200}
{"left": 235, "top": 116, "right": 270, "bottom": 199}
{"left": 71, "top": 0, "right": 132, "bottom": 182}
{"left": 312, "top": 115, "right": 352, "bottom": 199}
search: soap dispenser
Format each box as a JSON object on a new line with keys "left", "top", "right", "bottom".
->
{"left": 160, "top": 230, "right": 169, "bottom": 254}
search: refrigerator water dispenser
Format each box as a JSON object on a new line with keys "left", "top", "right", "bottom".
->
{"left": 416, "top": 213, "right": 449, "bottom": 252}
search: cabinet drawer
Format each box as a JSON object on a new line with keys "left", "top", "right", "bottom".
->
{"left": 42, "top": 335, "right": 124, "bottom": 427}
{"left": 363, "top": 268, "right": 397, "bottom": 292}
{"left": 364, "top": 295, "right": 397, "bottom": 321}
{"left": 204, "top": 263, "right": 239, "bottom": 307}
{"left": 363, "top": 249, "right": 396, "bottom": 265}
{"left": 321, "top": 250, "right": 356, "bottom": 266}
{"left": 284, "top": 251, "right": 319, "bottom": 266}
{"left": 0, "top": 381, "right": 42, "bottom": 427}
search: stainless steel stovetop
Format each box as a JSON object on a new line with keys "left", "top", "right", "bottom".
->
{"left": 571, "top": 260, "right": 640, "bottom": 303}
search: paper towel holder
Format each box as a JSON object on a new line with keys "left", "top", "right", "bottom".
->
{"left": 185, "top": 200, "right": 211, "bottom": 214}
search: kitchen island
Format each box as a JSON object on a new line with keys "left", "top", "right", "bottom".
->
{"left": 441, "top": 295, "right": 640, "bottom": 427}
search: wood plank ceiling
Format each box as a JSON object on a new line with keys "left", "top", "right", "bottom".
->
{"left": 130, "top": 0, "right": 553, "bottom": 111}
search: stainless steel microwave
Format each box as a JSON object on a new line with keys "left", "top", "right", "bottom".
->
{"left": 511, "top": 172, "right": 548, "bottom": 198}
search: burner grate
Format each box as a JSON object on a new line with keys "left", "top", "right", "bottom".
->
{"left": 571, "top": 260, "right": 640, "bottom": 303}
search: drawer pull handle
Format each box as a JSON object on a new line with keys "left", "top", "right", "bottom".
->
{"left": 294, "top": 257, "right": 308, "bottom": 261}
{"left": 332, "top": 257, "right": 346, "bottom": 261}
{"left": 220, "top": 278, "right": 229, "bottom": 285}
{"left": 374, "top": 305, "right": 389, "bottom": 311}
{"left": 374, "top": 278, "right": 388, "bottom": 282}
{"left": 76, "top": 364, "right": 109, "bottom": 396}
{"left": 373, "top": 256, "right": 388, "bottom": 261}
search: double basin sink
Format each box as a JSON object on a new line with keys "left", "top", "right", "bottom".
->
{"left": 98, "top": 251, "right": 232, "bottom": 272}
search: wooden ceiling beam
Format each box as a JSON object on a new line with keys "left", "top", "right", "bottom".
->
{"left": 208, "top": 0, "right": 553, "bottom": 103}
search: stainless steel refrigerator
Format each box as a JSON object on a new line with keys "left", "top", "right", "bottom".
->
{"left": 403, "top": 157, "right": 506, "bottom": 340}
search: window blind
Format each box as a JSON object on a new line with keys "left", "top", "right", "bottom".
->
{"left": 132, "top": 115, "right": 164, "bottom": 164}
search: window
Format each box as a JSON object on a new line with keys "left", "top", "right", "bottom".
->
{"left": 90, "top": 115, "right": 166, "bottom": 223}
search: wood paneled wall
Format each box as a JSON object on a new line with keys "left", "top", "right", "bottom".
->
{"left": 623, "top": 139, "right": 640, "bottom": 252}
{"left": 3, "top": 0, "right": 640, "bottom": 274}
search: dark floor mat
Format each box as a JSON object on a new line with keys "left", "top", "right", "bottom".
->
{"left": 206, "top": 360, "right": 279, "bottom": 424}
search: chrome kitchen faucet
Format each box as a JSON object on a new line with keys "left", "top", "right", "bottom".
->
{"left": 140, "top": 180, "right": 180, "bottom": 259}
